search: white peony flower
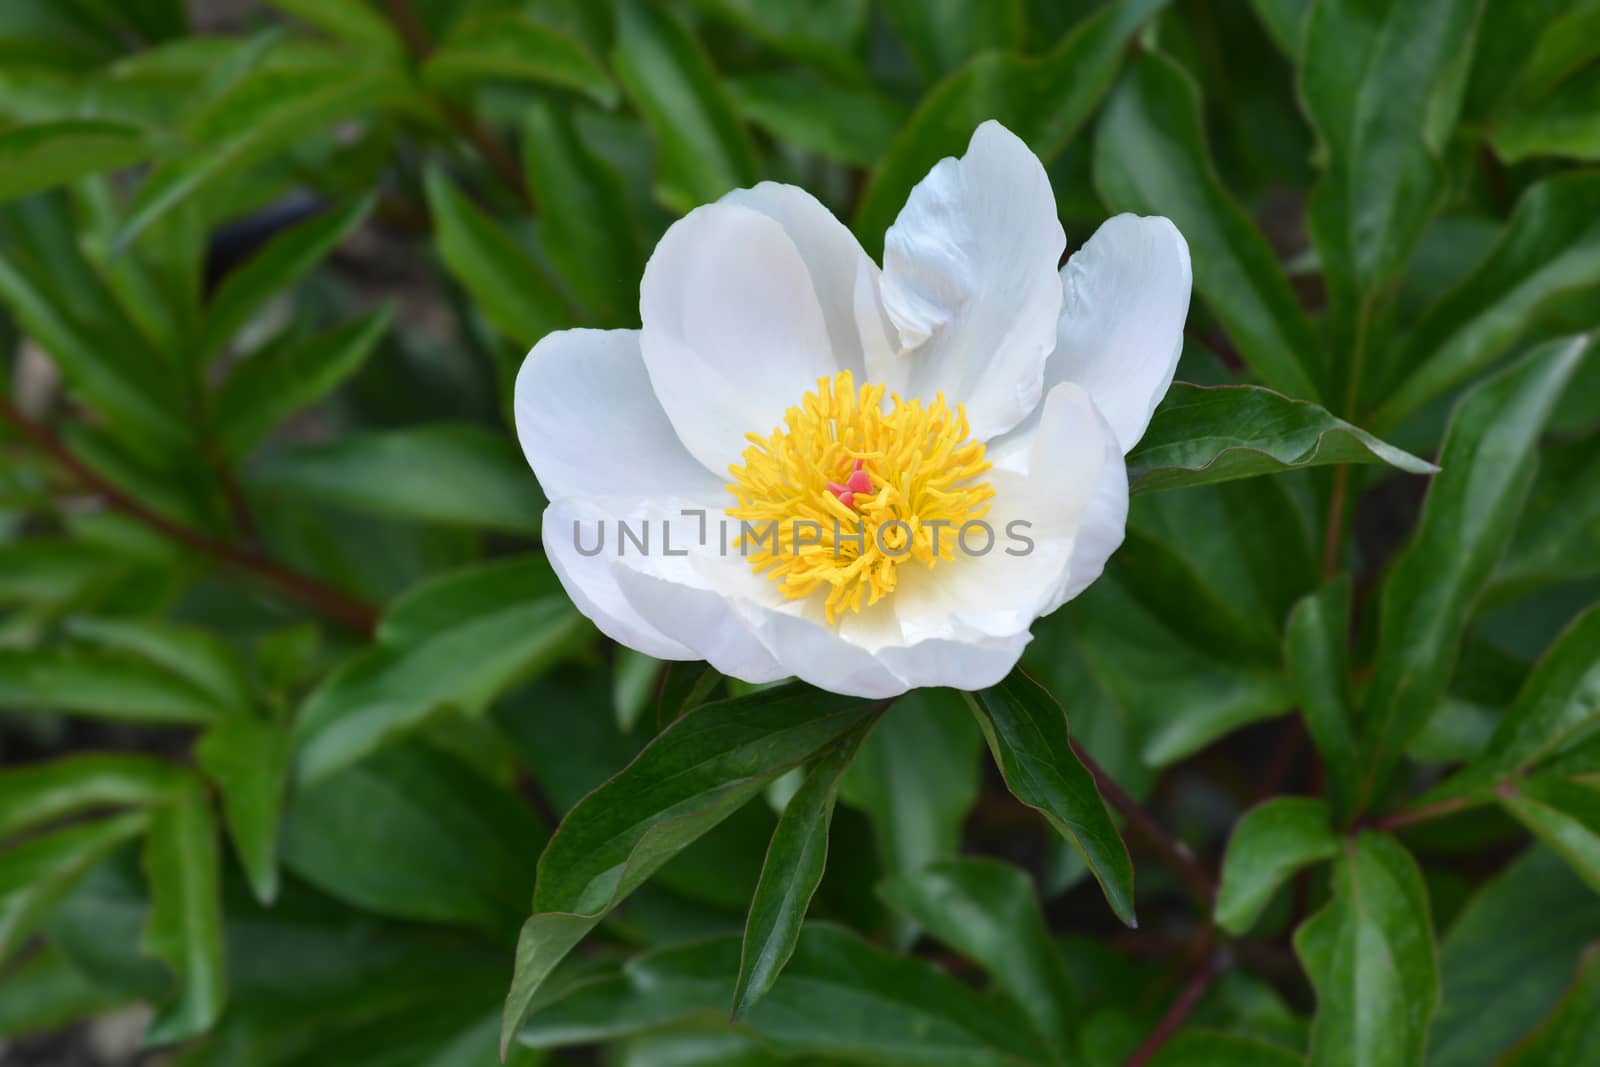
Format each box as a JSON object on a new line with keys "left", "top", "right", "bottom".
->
{"left": 514, "top": 121, "right": 1192, "bottom": 698}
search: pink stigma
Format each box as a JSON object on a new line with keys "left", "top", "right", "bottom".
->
{"left": 828, "top": 459, "right": 871, "bottom": 510}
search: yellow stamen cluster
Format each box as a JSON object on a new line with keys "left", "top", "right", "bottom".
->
{"left": 726, "top": 371, "right": 993, "bottom": 623}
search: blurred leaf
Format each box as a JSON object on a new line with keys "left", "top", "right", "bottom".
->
{"left": 0, "top": 753, "right": 187, "bottom": 839}
{"left": 0, "top": 119, "right": 149, "bottom": 203}
{"left": 1295, "top": 834, "right": 1438, "bottom": 1067}
{"left": 214, "top": 305, "right": 393, "bottom": 458}
{"left": 500, "top": 685, "right": 881, "bottom": 1055}
{"left": 611, "top": 0, "right": 757, "bottom": 212}
{"left": 62, "top": 615, "right": 251, "bottom": 711}
{"left": 1095, "top": 52, "right": 1322, "bottom": 401}
{"left": 261, "top": 0, "right": 405, "bottom": 57}
{"left": 1249, "top": 0, "right": 1311, "bottom": 58}
{"left": 1147, "top": 1031, "right": 1303, "bottom": 1067}
{"left": 879, "top": 858, "right": 1078, "bottom": 1060}
{"left": 0, "top": 946, "right": 128, "bottom": 1040}
{"left": 195, "top": 714, "right": 291, "bottom": 905}
{"left": 0, "top": 812, "right": 149, "bottom": 962}
{"left": 198, "top": 194, "right": 376, "bottom": 362}
{"left": 613, "top": 647, "right": 660, "bottom": 733}
{"left": 966, "top": 673, "right": 1136, "bottom": 927}
{"left": 1358, "top": 337, "right": 1589, "bottom": 807}
{"left": 422, "top": 11, "right": 615, "bottom": 105}
{"left": 1128, "top": 383, "right": 1436, "bottom": 493}
{"left": 1287, "top": 577, "right": 1362, "bottom": 822}
{"left": 727, "top": 70, "right": 907, "bottom": 168}
{"left": 1215, "top": 797, "right": 1338, "bottom": 936}
{"left": 1491, "top": 64, "right": 1600, "bottom": 164}
{"left": 881, "top": 0, "right": 1023, "bottom": 84}
{"left": 732, "top": 722, "right": 868, "bottom": 1020}
{"left": 1375, "top": 173, "right": 1600, "bottom": 432}
{"left": 281, "top": 738, "right": 544, "bottom": 930}
{"left": 521, "top": 97, "right": 644, "bottom": 326}
{"left": 686, "top": 0, "right": 867, "bottom": 77}
{"left": 0, "top": 538, "right": 139, "bottom": 607}
{"left": 1499, "top": 946, "right": 1600, "bottom": 1065}
{"left": 1495, "top": 429, "right": 1600, "bottom": 596}
{"left": 1429, "top": 847, "right": 1600, "bottom": 1067}
{"left": 294, "top": 556, "right": 587, "bottom": 780}
{"left": 247, "top": 422, "right": 544, "bottom": 534}
{"left": 1498, "top": 775, "right": 1600, "bottom": 893}
{"left": 140, "top": 782, "right": 226, "bottom": 1043}
{"left": 0, "top": 647, "right": 224, "bottom": 724}
{"left": 425, "top": 167, "right": 572, "bottom": 348}
{"left": 856, "top": 0, "right": 1167, "bottom": 247}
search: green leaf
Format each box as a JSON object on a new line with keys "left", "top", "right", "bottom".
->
{"left": 1215, "top": 797, "right": 1338, "bottom": 936}
{"left": 613, "top": 648, "right": 660, "bottom": 734}
{"left": 684, "top": 0, "right": 868, "bottom": 80}
{"left": 62, "top": 615, "right": 251, "bottom": 711}
{"left": 1375, "top": 173, "right": 1600, "bottom": 432}
{"left": 0, "top": 119, "right": 148, "bottom": 202}
{"left": 500, "top": 685, "right": 881, "bottom": 1056}
{"left": 1095, "top": 51, "right": 1322, "bottom": 401}
{"left": 140, "top": 782, "right": 226, "bottom": 1044}
{"left": 281, "top": 738, "right": 545, "bottom": 930}
{"left": 0, "top": 539, "right": 136, "bottom": 607}
{"left": 1497, "top": 776, "right": 1600, "bottom": 894}
{"left": 0, "top": 946, "right": 128, "bottom": 1040}
{"left": 1496, "top": 429, "right": 1600, "bottom": 595}
{"left": 295, "top": 556, "right": 588, "bottom": 780}
{"left": 0, "top": 753, "right": 187, "bottom": 839}
{"left": 610, "top": 0, "right": 757, "bottom": 212}
{"left": 1287, "top": 578, "right": 1362, "bottom": 823}
{"left": 1430, "top": 847, "right": 1600, "bottom": 1067}
{"left": 880, "top": 0, "right": 1023, "bottom": 83}
{"left": 263, "top": 0, "right": 405, "bottom": 56}
{"left": 1128, "top": 383, "right": 1436, "bottom": 493}
{"left": 732, "top": 721, "right": 870, "bottom": 1020}
{"left": 424, "top": 167, "right": 572, "bottom": 348}
{"left": 1299, "top": 0, "right": 1481, "bottom": 411}
{"left": 195, "top": 714, "right": 291, "bottom": 905}
{"left": 1147, "top": 1031, "right": 1304, "bottom": 1067}
{"left": 520, "top": 97, "right": 644, "bottom": 327}
{"left": 1358, "top": 336, "right": 1589, "bottom": 807}
{"left": 727, "top": 70, "right": 907, "bottom": 168}
{"left": 1491, "top": 64, "right": 1600, "bottom": 164}
{"left": 966, "top": 673, "right": 1136, "bottom": 927}
{"left": 0, "top": 812, "right": 148, "bottom": 962}
{"left": 213, "top": 306, "right": 392, "bottom": 458}
{"left": 0, "top": 647, "right": 225, "bottom": 724}
{"left": 1499, "top": 946, "right": 1600, "bottom": 1066}
{"left": 246, "top": 422, "right": 545, "bottom": 534}
{"left": 198, "top": 194, "right": 375, "bottom": 362}
{"left": 422, "top": 11, "right": 615, "bottom": 106}
{"left": 1250, "top": 0, "right": 1311, "bottom": 58}
{"left": 519, "top": 925, "right": 1050, "bottom": 1066}
{"left": 856, "top": 0, "right": 1167, "bottom": 247}
{"left": 878, "top": 858, "right": 1079, "bottom": 1060}
{"left": 1295, "top": 834, "right": 1439, "bottom": 1067}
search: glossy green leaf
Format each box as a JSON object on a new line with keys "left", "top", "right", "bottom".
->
{"left": 0, "top": 753, "right": 187, "bottom": 839}
{"left": 295, "top": 556, "right": 587, "bottom": 780}
{"left": 0, "top": 812, "right": 149, "bottom": 962}
{"left": 1095, "top": 51, "right": 1322, "bottom": 401}
{"left": 1148, "top": 1031, "right": 1304, "bottom": 1067}
{"left": 424, "top": 167, "right": 572, "bottom": 348}
{"left": 1299, "top": 0, "right": 1481, "bottom": 409}
{"left": 855, "top": 0, "right": 1167, "bottom": 246}
{"left": 732, "top": 721, "right": 870, "bottom": 1020}
{"left": 195, "top": 714, "right": 291, "bottom": 905}
{"left": 1498, "top": 776, "right": 1600, "bottom": 893}
{"left": 140, "top": 782, "right": 225, "bottom": 1043}
{"left": 1287, "top": 578, "right": 1362, "bottom": 823}
{"left": 1430, "top": 847, "right": 1600, "bottom": 1067}
{"left": 966, "top": 673, "right": 1136, "bottom": 926}
{"left": 1216, "top": 797, "right": 1338, "bottom": 936}
{"left": 1499, "top": 946, "right": 1600, "bottom": 1066}
{"left": 500, "top": 685, "right": 881, "bottom": 1055}
{"left": 422, "top": 11, "right": 614, "bottom": 105}
{"left": 610, "top": 0, "right": 757, "bottom": 212}
{"left": 214, "top": 306, "right": 392, "bottom": 458}
{"left": 0, "top": 119, "right": 148, "bottom": 202}
{"left": 1295, "top": 834, "right": 1438, "bottom": 1067}
{"left": 879, "top": 858, "right": 1078, "bottom": 1059}
{"left": 198, "top": 194, "right": 375, "bottom": 361}
{"left": 1128, "top": 383, "right": 1436, "bottom": 493}
{"left": 246, "top": 422, "right": 545, "bottom": 534}
{"left": 61, "top": 616, "right": 251, "bottom": 711}
{"left": 727, "top": 70, "right": 907, "bottom": 167}
{"left": 0, "top": 647, "right": 224, "bottom": 724}
{"left": 1375, "top": 173, "right": 1600, "bottom": 431}
{"left": 1358, "top": 337, "right": 1589, "bottom": 807}
{"left": 281, "top": 738, "right": 544, "bottom": 930}
{"left": 880, "top": 0, "right": 1022, "bottom": 83}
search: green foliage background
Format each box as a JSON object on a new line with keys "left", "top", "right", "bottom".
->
{"left": 0, "top": 1, "right": 1597, "bottom": 1065}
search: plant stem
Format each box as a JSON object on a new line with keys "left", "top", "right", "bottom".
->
{"left": 1371, "top": 792, "right": 1474, "bottom": 833}
{"left": 1121, "top": 953, "right": 1224, "bottom": 1067}
{"left": 1321, "top": 463, "right": 1349, "bottom": 578}
{"left": 0, "top": 396, "right": 379, "bottom": 635}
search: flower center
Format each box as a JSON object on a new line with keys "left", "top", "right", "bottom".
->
{"left": 726, "top": 371, "right": 994, "bottom": 623}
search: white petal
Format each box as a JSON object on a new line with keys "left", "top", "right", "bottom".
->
{"left": 720, "top": 182, "right": 877, "bottom": 377}
{"left": 515, "top": 329, "right": 722, "bottom": 503}
{"left": 1049, "top": 214, "right": 1192, "bottom": 453}
{"left": 875, "top": 632, "right": 1032, "bottom": 692}
{"left": 639, "top": 202, "right": 840, "bottom": 475}
{"left": 874, "top": 121, "right": 1065, "bottom": 440}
